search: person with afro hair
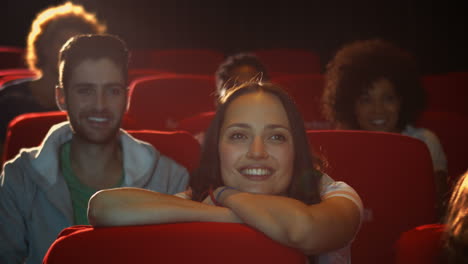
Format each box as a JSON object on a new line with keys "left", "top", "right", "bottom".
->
{"left": 322, "top": 38, "right": 448, "bottom": 219}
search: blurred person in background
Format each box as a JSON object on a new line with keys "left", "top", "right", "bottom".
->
{"left": 0, "top": 1, "right": 106, "bottom": 164}
{"left": 322, "top": 38, "right": 448, "bottom": 220}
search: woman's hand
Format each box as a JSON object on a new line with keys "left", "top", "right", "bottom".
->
{"left": 201, "top": 186, "right": 239, "bottom": 206}
{"left": 202, "top": 194, "right": 215, "bottom": 206}
{"left": 209, "top": 189, "right": 362, "bottom": 255}
{"left": 213, "top": 186, "right": 241, "bottom": 206}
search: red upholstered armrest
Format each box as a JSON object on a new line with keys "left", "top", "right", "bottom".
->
{"left": 43, "top": 222, "right": 306, "bottom": 264}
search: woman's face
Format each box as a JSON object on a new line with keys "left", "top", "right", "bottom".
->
{"left": 219, "top": 91, "right": 294, "bottom": 195}
{"left": 354, "top": 78, "right": 401, "bottom": 133}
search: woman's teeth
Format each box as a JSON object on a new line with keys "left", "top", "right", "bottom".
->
{"left": 241, "top": 168, "right": 272, "bottom": 176}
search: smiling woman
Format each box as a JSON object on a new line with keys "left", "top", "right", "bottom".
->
{"left": 88, "top": 82, "right": 363, "bottom": 264}
{"left": 321, "top": 38, "right": 449, "bottom": 220}
{"left": 217, "top": 91, "right": 295, "bottom": 196}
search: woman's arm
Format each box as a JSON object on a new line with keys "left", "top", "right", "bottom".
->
{"left": 215, "top": 187, "right": 362, "bottom": 255}
{"left": 88, "top": 186, "right": 361, "bottom": 255}
{"left": 87, "top": 187, "right": 241, "bottom": 227}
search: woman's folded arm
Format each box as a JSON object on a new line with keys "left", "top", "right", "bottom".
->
{"left": 87, "top": 187, "right": 241, "bottom": 227}
{"left": 217, "top": 188, "right": 362, "bottom": 255}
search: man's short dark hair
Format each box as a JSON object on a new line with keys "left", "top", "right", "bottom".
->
{"left": 58, "top": 34, "right": 129, "bottom": 90}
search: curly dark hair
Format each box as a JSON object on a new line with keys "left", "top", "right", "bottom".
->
{"left": 215, "top": 52, "right": 271, "bottom": 97}
{"left": 322, "top": 38, "right": 426, "bottom": 131}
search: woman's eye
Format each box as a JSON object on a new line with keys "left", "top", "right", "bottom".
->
{"left": 229, "top": 133, "right": 246, "bottom": 140}
{"left": 270, "top": 134, "right": 286, "bottom": 142}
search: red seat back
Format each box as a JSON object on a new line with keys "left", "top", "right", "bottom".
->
{"left": 0, "top": 46, "right": 26, "bottom": 69}
{"left": 43, "top": 223, "right": 306, "bottom": 264}
{"left": 253, "top": 48, "right": 322, "bottom": 76}
{"left": 416, "top": 110, "right": 468, "bottom": 186}
{"left": 421, "top": 72, "right": 468, "bottom": 117}
{"left": 3, "top": 113, "right": 199, "bottom": 172}
{"left": 3, "top": 111, "right": 68, "bottom": 163}
{"left": 0, "top": 68, "right": 37, "bottom": 88}
{"left": 129, "top": 49, "right": 225, "bottom": 75}
{"left": 307, "top": 130, "right": 437, "bottom": 264}
{"left": 127, "top": 74, "right": 217, "bottom": 130}
{"left": 176, "top": 111, "right": 215, "bottom": 135}
{"left": 127, "top": 68, "right": 172, "bottom": 85}
{"left": 273, "top": 73, "right": 331, "bottom": 129}
{"left": 127, "top": 130, "right": 200, "bottom": 173}
{"left": 3, "top": 112, "right": 133, "bottom": 163}
{"left": 394, "top": 223, "right": 444, "bottom": 264}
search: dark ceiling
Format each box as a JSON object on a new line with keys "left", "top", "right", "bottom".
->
{"left": 2, "top": 0, "right": 467, "bottom": 74}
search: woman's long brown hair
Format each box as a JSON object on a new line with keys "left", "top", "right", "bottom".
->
{"left": 189, "top": 81, "right": 323, "bottom": 205}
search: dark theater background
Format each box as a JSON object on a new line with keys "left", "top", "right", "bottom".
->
{"left": 2, "top": 1, "right": 468, "bottom": 263}
{"left": 2, "top": 0, "right": 467, "bottom": 74}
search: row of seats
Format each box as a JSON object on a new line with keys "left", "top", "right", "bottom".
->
{"left": 0, "top": 68, "right": 173, "bottom": 88}
{"left": 0, "top": 46, "right": 322, "bottom": 75}
{"left": 2, "top": 67, "right": 466, "bottom": 119}
{"left": 126, "top": 72, "right": 467, "bottom": 130}
{"left": 124, "top": 73, "right": 468, "bottom": 186}
{"left": 2, "top": 111, "right": 200, "bottom": 172}
{"left": 3, "top": 70, "right": 467, "bottom": 187}
{"left": 273, "top": 72, "right": 468, "bottom": 120}
{"left": 4, "top": 111, "right": 437, "bottom": 264}
{"left": 126, "top": 73, "right": 217, "bottom": 130}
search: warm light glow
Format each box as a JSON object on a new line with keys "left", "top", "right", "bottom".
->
{"left": 26, "top": 1, "right": 106, "bottom": 74}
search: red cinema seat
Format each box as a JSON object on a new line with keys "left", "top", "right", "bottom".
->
{"left": 421, "top": 71, "right": 468, "bottom": 117}
{"left": 2, "top": 111, "right": 132, "bottom": 163}
{"left": 253, "top": 48, "right": 322, "bottom": 77}
{"left": 176, "top": 111, "right": 215, "bottom": 136}
{"left": 129, "top": 48, "right": 225, "bottom": 75}
{"left": 273, "top": 73, "right": 331, "bottom": 129}
{"left": 415, "top": 110, "right": 468, "bottom": 187}
{"left": 127, "top": 68, "right": 172, "bottom": 84}
{"left": 307, "top": 130, "right": 437, "bottom": 264}
{"left": 126, "top": 74, "right": 217, "bottom": 130}
{"left": 43, "top": 223, "right": 306, "bottom": 264}
{"left": 3, "top": 111, "right": 68, "bottom": 163}
{"left": 127, "top": 130, "right": 200, "bottom": 173}
{"left": 395, "top": 223, "right": 445, "bottom": 264}
{"left": 2, "top": 112, "right": 199, "bottom": 172}
{"left": 0, "top": 46, "right": 26, "bottom": 69}
{"left": 0, "top": 68, "right": 37, "bottom": 88}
